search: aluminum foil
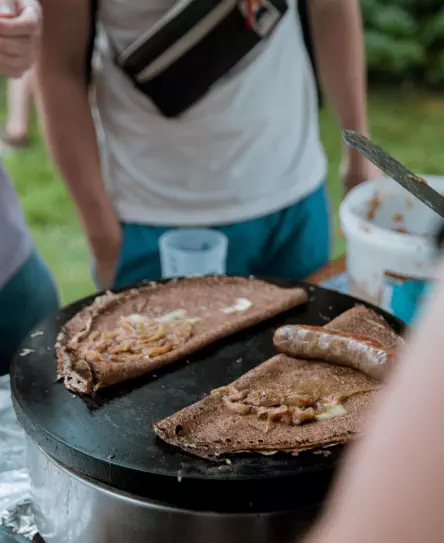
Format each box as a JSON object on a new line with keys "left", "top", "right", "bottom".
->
{"left": 1, "top": 501, "right": 37, "bottom": 540}
{"left": 0, "top": 375, "right": 37, "bottom": 541}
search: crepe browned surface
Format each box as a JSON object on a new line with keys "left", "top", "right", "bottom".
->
{"left": 56, "top": 276, "right": 308, "bottom": 394}
{"left": 154, "top": 306, "right": 403, "bottom": 460}
{"left": 324, "top": 304, "right": 404, "bottom": 351}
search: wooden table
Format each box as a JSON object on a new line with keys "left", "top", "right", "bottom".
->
{"left": 305, "top": 255, "right": 346, "bottom": 285}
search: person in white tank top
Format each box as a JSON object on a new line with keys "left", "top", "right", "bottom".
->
{"left": 37, "top": 0, "right": 378, "bottom": 288}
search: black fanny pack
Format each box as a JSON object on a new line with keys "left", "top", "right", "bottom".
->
{"left": 113, "top": 0, "right": 288, "bottom": 117}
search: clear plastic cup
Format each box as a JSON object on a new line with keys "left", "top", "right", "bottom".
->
{"left": 159, "top": 228, "right": 228, "bottom": 278}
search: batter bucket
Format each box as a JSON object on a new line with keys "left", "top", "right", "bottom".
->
{"left": 339, "top": 175, "right": 444, "bottom": 323}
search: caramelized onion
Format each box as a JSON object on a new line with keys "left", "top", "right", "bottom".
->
{"left": 80, "top": 314, "right": 194, "bottom": 363}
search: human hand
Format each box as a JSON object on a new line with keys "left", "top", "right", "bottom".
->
{"left": 340, "top": 148, "right": 381, "bottom": 196}
{"left": 0, "top": 0, "right": 41, "bottom": 78}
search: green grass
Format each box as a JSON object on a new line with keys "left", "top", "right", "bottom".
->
{"left": 4, "top": 83, "right": 444, "bottom": 304}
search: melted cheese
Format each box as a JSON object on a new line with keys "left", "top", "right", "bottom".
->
{"left": 155, "top": 309, "right": 188, "bottom": 323}
{"left": 126, "top": 310, "right": 201, "bottom": 325}
{"left": 125, "top": 314, "right": 151, "bottom": 325}
{"left": 220, "top": 298, "right": 253, "bottom": 314}
{"left": 315, "top": 404, "right": 348, "bottom": 421}
{"left": 186, "top": 317, "right": 202, "bottom": 324}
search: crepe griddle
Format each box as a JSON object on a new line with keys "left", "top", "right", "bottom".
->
{"left": 10, "top": 279, "right": 404, "bottom": 513}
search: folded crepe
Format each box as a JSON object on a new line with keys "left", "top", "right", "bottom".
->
{"left": 154, "top": 306, "right": 404, "bottom": 460}
{"left": 56, "top": 276, "right": 308, "bottom": 394}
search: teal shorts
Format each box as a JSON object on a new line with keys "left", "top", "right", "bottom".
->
{"left": 0, "top": 250, "right": 59, "bottom": 374}
{"left": 113, "top": 183, "right": 330, "bottom": 289}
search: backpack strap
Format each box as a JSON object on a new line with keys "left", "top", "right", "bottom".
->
{"left": 86, "top": 0, "right": 98, "bottom": 86}
{"left": 436, "top": 224, "right": 444, "bottom": 250}
{"left": 298, "top": 0, "right": 322, "bottom": 109}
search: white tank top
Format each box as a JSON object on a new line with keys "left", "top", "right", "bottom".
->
{"left": 95, "top": 0, "right": 327, "bottom": 226}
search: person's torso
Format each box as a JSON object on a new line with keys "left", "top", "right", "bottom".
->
{"left": 0, "top": 165, "right": 32, "bottom": 287}
{"left": 95, "top": 0, "right": 327, "bottom": 226}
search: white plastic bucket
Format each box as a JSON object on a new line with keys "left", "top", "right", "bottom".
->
{"left": 339, "top": 175, "right": 444, "bottom": 323}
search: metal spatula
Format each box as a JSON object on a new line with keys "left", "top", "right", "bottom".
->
{"left": 342, "top": 130, "right": 444, "bottom": 219}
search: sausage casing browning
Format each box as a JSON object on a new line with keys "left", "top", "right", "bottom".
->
{"left": 273, "top": 325, "right": 395, "bottom": 382}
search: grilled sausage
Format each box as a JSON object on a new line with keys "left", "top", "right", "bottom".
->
{"left": 273, "top": 325, "right": 395, "bottom": 382}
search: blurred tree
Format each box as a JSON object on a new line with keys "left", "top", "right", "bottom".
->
{"left": 363, "top": 0, "right": 444, "bottom": 86}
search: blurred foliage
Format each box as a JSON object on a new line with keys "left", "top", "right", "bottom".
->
{"left": 362, "top": 0, "right": 444, "bottom": 86}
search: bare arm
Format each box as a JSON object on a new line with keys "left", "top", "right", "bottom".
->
{"left": 308, "top": 0, "right": 378, "bottom": 191}
{"left": 305, "top": 260, "right": 444, "bottom": 543}
{"left": 36, "top": 0, "right": 120, "bottom": 287}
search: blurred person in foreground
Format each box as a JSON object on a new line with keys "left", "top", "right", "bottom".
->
{"left": 0, "top": 0, "right": 58, "bottom": 375}
{"left": 37, "top": 0, "right": 378, "bottom": 290}
{"left": 303, "top": 255, "right": 444, "bottom": 543}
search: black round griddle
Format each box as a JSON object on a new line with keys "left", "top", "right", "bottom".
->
{"left": 10, "top": 280, "right": 404, "bottom": 513}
